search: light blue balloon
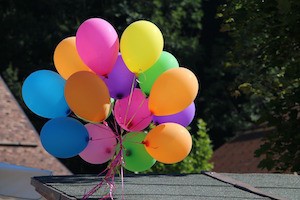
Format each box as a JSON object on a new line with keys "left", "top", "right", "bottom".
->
{"left": 22, "top": 70, "right": 71, "bottom": 118}
{"left": 40, "top": 117, "right": 89, "bottom": 158}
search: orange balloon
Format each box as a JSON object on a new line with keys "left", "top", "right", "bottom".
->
{"left": 54, "top": 37, "right": 91, "bottom": 79}
{"left": 148, "top": 67, "right": 199, "bottom": 116}
{"left": 143, "top": 123, "right": 192, "bottom": 164}
{"left": 64, "top": 71, "right": 111, "bottom": 123}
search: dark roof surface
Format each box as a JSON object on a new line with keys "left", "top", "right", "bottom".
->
{"left": 0, "top": 76, "right": 71, "bottom": 175}
{"left": 31, "top": 172, "right": 300, "bottom": 200}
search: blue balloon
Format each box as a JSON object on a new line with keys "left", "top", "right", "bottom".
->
{"left": 40, "top": 117, "right": 89, "bottom": 158}
{"left": 22, "top": 70, "right": 71, "bottom": 118}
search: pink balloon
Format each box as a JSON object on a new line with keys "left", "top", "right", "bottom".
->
{"left": 79, "top": 123, "right": 117, "bottom": 164}
{"left": 76, "top": 18, "right": 119, "bottom": 76}
{"left": 114, "top": 89, "right": 153, "bottom": 132}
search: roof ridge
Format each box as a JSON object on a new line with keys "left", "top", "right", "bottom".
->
{"left": 201, "top": 171, "right": 287, "bottom": 200}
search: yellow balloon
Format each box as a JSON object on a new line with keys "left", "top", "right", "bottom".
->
{"left": 120, "top": 20, "right": 163, "bottom": 74}
{"left": 53, "top": 37, "right": 91, "bottom": 79}
{"left": 149, "top": 67, "right": 199, "bottom": 116}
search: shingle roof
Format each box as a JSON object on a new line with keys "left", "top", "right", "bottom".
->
{"left": 0, "top": 76, "right": 71, "bottom": 175}
{"left": 31, "top": 172, "right": 300, "bottom": 200}
{"left": 211, "top": 127, "right": 275, "bottom": 173}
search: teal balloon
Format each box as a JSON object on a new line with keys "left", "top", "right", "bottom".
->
{"left": 40, "top": 117, "right": 89, "bottom": 158}
{"left": 22, "top": 70, "right": 70, "bottom": 118}
{"left": 122, "top": 132, "right": 156, "bottom": 172}
{"left": 139, "top": 51, "right": 179, "bottom": 95}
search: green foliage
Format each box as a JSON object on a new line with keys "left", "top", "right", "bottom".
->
{"left": 0, "top": 0, "right": 204, "bottom": 103}
{"left": 2, "top": 63, "right": 21, "bottom": 101}
{"left": 219, "top": 0, "right": 300, "bottom": 172}
{"left": 110, "top": 0, "right": 204, "bottom": 66}
{"left": 146, "top": 119, "right": 213, "bottom": 174}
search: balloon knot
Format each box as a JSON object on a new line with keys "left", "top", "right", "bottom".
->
{"left": 116, "top": 93, "right": 123, "bottom": 99}
{"left": 127, "top": 122, "right": 133, "bottom": 129}
{"left": 142, "top": 140, "right": 149, "bottom": 147}
{"left": 103, "top": 121, "right": 108, "bottom": 126}
{"left": 105, "top": 148, "right": 112, "bottom": 154}
{"left": 149, "top": 109, "right": 154, "bottom": 115}
{"left": 153, "top": 121, "right": 159, "bottom": 126}
{"left": 125, "top": 149, "right": 132, "bottom": 157}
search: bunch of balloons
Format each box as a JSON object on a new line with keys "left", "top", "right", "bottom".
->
{"left": 22, "top": 18, "right": 199, "bottom": 173}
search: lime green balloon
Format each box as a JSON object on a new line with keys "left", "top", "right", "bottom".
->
{"left": 122, "top": 132, "right": 156, "bottom": 172}
{"left": 138, "top": 51, "right": 179, "bottom": 95}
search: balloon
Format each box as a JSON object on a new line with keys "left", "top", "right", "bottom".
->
{"left": 120, "top": 20, "right": 163, "bottom": 74}
{"left": 121, "top": 132, "right": 156, "bottom": 172}
{"left": 100, "top": 53, "right": 137, "bottom": 99}
{"left": 139, "top": 51, "right": 179, "bottom": 95}
{"left": 79, "top": 124, "right": 117, "bottom": 164}
{"left": 153, "top": 102, "right": 195, "bottom": 127}
{"left": 144, "top": 123, "right": 192, "bottom": 164}
{"left": 53, "top": 36, "right": 91, "bottom": 79}
{"left": 40, "top": 117, "right": 89, "bottom": 158}
{"left": 22, "top": 70, "right": 70, "bottom": 118}
{"left": 64, "top": 71, "right": 111, "bottom": 123}
{"left": 114, "top": 89, "right": 152, "bottom": 132}
{"left": 148, "top": 67, "right": 199, "bottom": 116}
{"left": 76, "top": 18, "right": 119, "bottom": 76}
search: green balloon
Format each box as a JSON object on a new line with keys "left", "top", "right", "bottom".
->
{"left": 139, "top": 51, "right": 179, "bottom": 95}
{"left": 121, "top": 132, "right": 156, "bottom": 172}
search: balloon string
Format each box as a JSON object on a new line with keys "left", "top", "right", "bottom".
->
{"left": 82, "top": 78, "right": 129, "bottom": 200}
{"left": 126, "top": 111, "right": 153, "bottom": 131}
{"left": 89, "top": 123, "right": 119, "bottom": 141}
{"left": 123, "top": 76, "right": 136, "bottom": 125}
{"left": 135, "top": 71, "right": 146, "bottom": 84}
{"left": 125, "top": 131, "right": 145, "bottom": 139}
{"left": 109, "top": 106, "right": 117, "bottom": 133}
{"left": 82, "top": 118, "right": 126, "bottom": 199}
{"left": 90, "top": 136, "right": 118, "bottom": 141}
{"left": 121, "top": 165, "right": 125, "bottom": 200}
{"left": 82, "top": 134, "right": 124, "bottom": 199}
{"left": 82, "top": 168, "right": 107, "bottom": 199}
{"left": 124, "top": 97, "right": 147, "bottom": 128}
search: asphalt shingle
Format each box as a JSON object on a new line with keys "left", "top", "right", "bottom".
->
{"left": 31, "top": 172, "right": 299, "bottom": 200}
{"left": 0, "top": 76, "right": 71, "bottom": 175}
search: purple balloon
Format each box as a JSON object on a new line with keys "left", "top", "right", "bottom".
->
{"left": 152, "top": 102, "right": 195, "bottom": 127}
{"left": 100, "top": 54, "right": 136, "bottom": 99}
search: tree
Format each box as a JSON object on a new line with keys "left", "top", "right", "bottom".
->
{"left": 0, "top": 0, "right": 204, "bottom": 130}
{"left": 219, "top": 0, "right": 300, "bottom": 172}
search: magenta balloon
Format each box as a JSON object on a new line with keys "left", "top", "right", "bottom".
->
{"left": 152, "top": 102, "right": 195, "bottom": 127}
{"left": 76, "top": 18, "right": 119, "bottom": 76}
{"left": 79, "top": 123, "right": 117, "bottom": 164}
{"left": 114, "top": 89, "right": 152, "bottom": 131}
{"left": 100, "top": 54, "right": 137, "bottom": 99}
